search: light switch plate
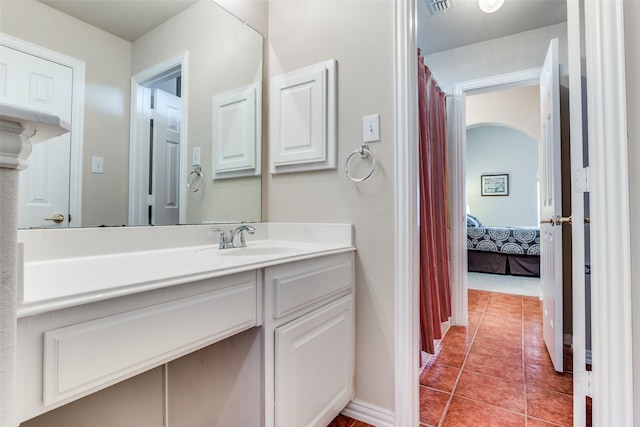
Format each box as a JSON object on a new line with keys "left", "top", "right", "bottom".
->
{"left": 192, "top": 146, "right": 201, "bottom": 166}
{"left": 92, "top": 156, "right": 104, "bottom": 174}
{"left": 363, "top": 114, "right": 380, "bottom": 143}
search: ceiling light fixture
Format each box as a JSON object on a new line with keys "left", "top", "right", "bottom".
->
{"left": 478, "top": 0, "right": 504, "bottom": 13}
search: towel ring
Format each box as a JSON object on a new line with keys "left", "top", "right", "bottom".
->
{"left": 344, "top": 145, "right": 376, "bottom": 182}
{"left": 187, "top": 166, "right": 204, "bottom": 192}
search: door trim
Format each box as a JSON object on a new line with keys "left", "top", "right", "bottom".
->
{"left": 450, "top": 68, "right": 541, "bottom": 327}
{"left": 0, "top": 33, "right": 85, "bottom": 227}
{"left": 129, "top": 52, "right": 188, "bottom": 225}
{"left": 583, "top": 0, "right": 633, "bottom": 424}
{"left": 566, "top": 0, "right": 589, "bottom": 423}
{"left": 393, "top": 0, "right": 419, "bottom": 425}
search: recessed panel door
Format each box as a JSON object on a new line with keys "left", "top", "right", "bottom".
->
{"left": 1, "top": 45, "right": 73, "bottom": 228}
{"left": 539, "top": 38, "right": 564, "bottom": 373}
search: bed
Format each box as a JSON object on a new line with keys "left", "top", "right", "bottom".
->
{"left": 466, "top": 214, "right": 540, "bottom": 277}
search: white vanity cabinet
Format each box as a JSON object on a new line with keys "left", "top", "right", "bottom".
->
{"left": 263, "top": 252, "right": 355, "bottom": 427}
{"left": 17, "top": 271, "right": 259, "bottom": 422}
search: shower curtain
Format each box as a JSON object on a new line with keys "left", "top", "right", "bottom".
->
{"left": 418, "top": 50, "right": 452, "bottom": 355}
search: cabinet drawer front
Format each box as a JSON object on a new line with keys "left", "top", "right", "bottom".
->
{"left": 43, "top": 280, "right": 257, "bottom": 406}
{"left": 275, "top": 297, "right": 354, "bottom": 427}
{"left": 272, "top": 254, "right": 353, "bottom": 319}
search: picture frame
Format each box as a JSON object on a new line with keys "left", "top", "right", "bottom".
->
{"left": 481, "top": 174, "right": 509, "bottom": 196}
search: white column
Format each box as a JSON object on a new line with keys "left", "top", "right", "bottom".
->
{"left": 0, "top": 118, "right": 31, "bottom": 427}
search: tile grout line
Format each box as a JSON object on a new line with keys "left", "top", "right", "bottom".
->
{"left": 436, "top": 292, "right": 491, "bottom": 427}
{"left": 521, "top": 295, "right": 529, "bottom": 427}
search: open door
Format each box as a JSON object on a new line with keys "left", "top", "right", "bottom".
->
{"left": 151, "top": 89, "right": 181, "bottom": 226}
{"left": 539, "top": 38, "right": 564, "bottom": 373}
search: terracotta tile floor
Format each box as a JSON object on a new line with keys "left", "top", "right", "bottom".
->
{"left": 329, "top": 289, "right": 581, "bottom": 427}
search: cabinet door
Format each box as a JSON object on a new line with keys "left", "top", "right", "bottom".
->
{"left": 275, "top": 296, "right": 353, "bottom": 427}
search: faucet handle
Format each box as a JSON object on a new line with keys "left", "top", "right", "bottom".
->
{"left": 210, "top": 227, "right": 230, "bottom": 249}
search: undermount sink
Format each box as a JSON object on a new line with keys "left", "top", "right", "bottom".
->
{"left": 218, "top": 246, "right": 299, "bottom": 256}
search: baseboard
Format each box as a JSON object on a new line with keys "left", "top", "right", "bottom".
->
{"left": 420, "top": 350, "right": 432, "bottom": 372}
{"left": 419, "top": 321, "right": 450, "bottom": 373}
{"left": 341, "top": 399, "right": 395, "bottom": 427}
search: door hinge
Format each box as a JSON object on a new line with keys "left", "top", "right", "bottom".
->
{"left": 146, "top": 194, "right": 154, "bottom": 206}
{"left": 576, "top": 367, "right": 592, "bottom": 398}
{"left": 574, "top": 167, "right": 590, "bottom": 193}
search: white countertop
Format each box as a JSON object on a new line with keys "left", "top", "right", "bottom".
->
{"left": 17, "top": 223, "right": 354, "bottom": 318}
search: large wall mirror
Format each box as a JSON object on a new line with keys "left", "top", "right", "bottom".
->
{"left": 0, "top": 0, "right": 263, "bottom": 229}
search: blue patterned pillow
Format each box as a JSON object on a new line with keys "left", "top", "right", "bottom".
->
{"left": 466, "top": 214, "right": 482, "bottom": 227}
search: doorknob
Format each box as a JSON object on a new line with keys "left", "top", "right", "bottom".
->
{"left": 540, "top": 218, "right": 555, "bottom": 225}
{"left": 44, "top": 213, "right": 65, "bottom": 224}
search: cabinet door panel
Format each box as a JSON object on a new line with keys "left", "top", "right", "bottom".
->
{"left": 275, "top": 296, "right": 353, "bottom": 427}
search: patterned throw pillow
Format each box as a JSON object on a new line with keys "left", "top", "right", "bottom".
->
{"left": 466, "top": 214, "right": 482, "bottom": 227}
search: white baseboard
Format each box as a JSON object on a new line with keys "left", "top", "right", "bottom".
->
{"left": 419, "top": 321, "right": 450, "bottom": 373}
{"left": 341, "top": 399, "right": 395, "bottom": 427}
{"left": 420, "top": 350, "right": 433, "bottom": 373}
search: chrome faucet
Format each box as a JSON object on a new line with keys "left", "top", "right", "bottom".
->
{"left": 210, "top": 225, "right": 255, "bottom": 249}
{"left": 229, "top": 225, "right": 255, "bottom": 248}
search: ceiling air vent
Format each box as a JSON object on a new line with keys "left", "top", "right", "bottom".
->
{"left": 425, "top": 0, "right": 455, "bottom": 15}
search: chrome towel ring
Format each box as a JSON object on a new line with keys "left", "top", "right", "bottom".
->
{"left": 187, "top": 165, "right": 204, "bottom": 192}
{"left": 344, "top": 145, "right": 376, "bottom": 182}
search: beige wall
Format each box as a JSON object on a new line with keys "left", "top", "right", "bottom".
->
{"left": 267, "top": 0, "right": 396, "bottom": 411}
{"left": 625, "top": 1, "right": 640, "bottom": 424}
{"left": 466, "top": 85, "right": 541, "bottom": 141}
{"left": 1, "top": 1, "right": 132, "bottom": 227}
{"left": 131, "top": 0, "right": 263, "bottom": 224}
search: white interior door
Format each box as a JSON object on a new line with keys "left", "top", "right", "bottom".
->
{"left": 539, "top": 38, "right": 564, "bottom": 373}
{"left": 151, "top": 89, "right": 181, "bottom": 226}
{"left": 1, "top": 45, "right": 73, "bottom": 228}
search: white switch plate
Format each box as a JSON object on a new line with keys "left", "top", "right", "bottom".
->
{"left": 363, "top": 114, "right": 380, "bottom": 143}
{"left": 192, "top": 146, "right": 201, "bottom": 166}
{"left": 92, "top": 156, "right": 104, "bottom": 174}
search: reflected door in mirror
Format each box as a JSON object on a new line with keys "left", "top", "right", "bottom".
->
{"left": 152, "top": 89, "right": 181, "bottom": 226}
{"left": 1, "top": 45, "right": 73, "bottom": 228}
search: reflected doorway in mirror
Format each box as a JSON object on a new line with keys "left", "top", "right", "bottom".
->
{"left": 0, "top": 35, "right": 85, "bottom": 229}
{"left": 129, "top": 53, "right": 186, "bottom": 226}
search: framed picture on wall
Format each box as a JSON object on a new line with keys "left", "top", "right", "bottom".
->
{"left": 481, "top": 174, "right": 509, "bottom": 196}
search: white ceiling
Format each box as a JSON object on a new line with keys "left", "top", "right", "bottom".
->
{"left": 418, "top": 0, "right": 567, "bottom": 54}
{"left": 38, "top": 0, "right": 198, "bottom": 42}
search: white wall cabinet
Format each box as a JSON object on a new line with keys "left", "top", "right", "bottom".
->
{"left": 264, "top": 252, "right": 355, "bottom": 427}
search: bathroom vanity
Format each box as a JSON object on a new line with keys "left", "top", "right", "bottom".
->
{"left": 16, "top": 223, "right": 355, "bottom": 426}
